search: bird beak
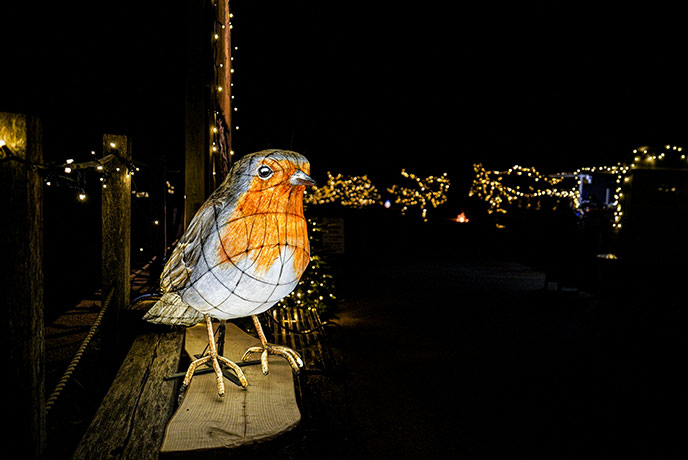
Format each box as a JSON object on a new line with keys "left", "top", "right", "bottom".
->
{"left": 290, "top": 169, "right": 316, "bottom": 186}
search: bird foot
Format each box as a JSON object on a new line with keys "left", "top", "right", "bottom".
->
{"left": 241, "top": 344, "right": 304, "bottom": 375}
{"left": 178, "top": 352, "right": 248, "bottom": 405}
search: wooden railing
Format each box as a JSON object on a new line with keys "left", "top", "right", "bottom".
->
{"left": 2, "top": 112, "right": 134, "bottom": 459}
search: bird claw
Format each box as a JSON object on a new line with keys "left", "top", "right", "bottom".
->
{"left": 178, "top": 352, "right": 248, "bottom": 405}
{"left": 242, "top": 344, "right": 304, "bottom": 375}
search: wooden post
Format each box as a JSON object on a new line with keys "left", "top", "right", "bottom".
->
{"left": 0, "top": 112, "right": 46, "bottom": 459}
{"left": 183, "top": 0, "right": 234, "bottom": 225}
{"left": 184, "top": 0, "right": 210, "bottom": 227}
{"left": 211, "top": 0, "right": 233, "bottom": 188}
{"left": 102, "top": 134, "right": 131, "bottom": 349}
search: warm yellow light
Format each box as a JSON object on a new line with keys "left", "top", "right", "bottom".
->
{"left": 66, "top": 158, "right": 74, "bottom": 164}
{"left": 0, "top": 139, "right": 6, "bottom": 147}
{"left": 78, "top": 193, "right": 86, "bottom": 201}
{"left": 110, "top": 142, "right": 116, "bottom": 148}
{"left": 96, "top": 165, "right": 103, "bottom": 170}
{"left": 154, "top": 220, "right": 159, "bottom": 225}
{"left": 64, "top": 167, "right": 72, "bottom": 173}
{"left": 217, "top": 86, "right": 223, "bottom": 92}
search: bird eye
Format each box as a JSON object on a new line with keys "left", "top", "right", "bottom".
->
{"left": 257, "top": 165, "right": 273, "bottom": 179}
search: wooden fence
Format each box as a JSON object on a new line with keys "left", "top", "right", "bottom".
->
{"left": 2, "top": 112, "right": 133, "bottom": 459}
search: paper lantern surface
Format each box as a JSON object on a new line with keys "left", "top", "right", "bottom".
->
{"left": 143, "top": 150, "right": 314, "bottom": 326}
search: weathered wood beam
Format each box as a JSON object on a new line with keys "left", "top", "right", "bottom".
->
{"left": 184, "top": 0, "right": 210, "bottom": 227}
{"left": 72, "top": 328, "right": 185, "bottom": 460}
{"left": 102, "top": 134, "right": 131, "bottom": 350}
{"left": 0, "top": 112, "right": 46, "bottom": 459}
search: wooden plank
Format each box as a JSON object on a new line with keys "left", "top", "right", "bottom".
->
{"left": 160, "top": 322, "right": 301, "bottom": 452}
{"left": 1, "top": 112, "right": 46, "bottom": 459}
{"left": 72, "top": 328, "right": 184, "bottom": 460}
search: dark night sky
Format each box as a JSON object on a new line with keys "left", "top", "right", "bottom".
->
{"left": 3, "top": 1, "right": 686, "bottom": 195}
{"left": 231, "top": 1, "right": 686, "bottom": 184}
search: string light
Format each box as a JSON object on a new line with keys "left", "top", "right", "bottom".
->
{"left": 305, "top": 172, "right": 381, "bottom": 208}
{"left": 208, "top": 1, "right": 234, "bottom": 187}
{"left": 470, "top": 144, "right": 685, "bottom": 231}
{"left": 387, "top": 170, "right": 450, "bottom": 221}
{"left": 1, "top": 137, "right": 142, "bottom": 203}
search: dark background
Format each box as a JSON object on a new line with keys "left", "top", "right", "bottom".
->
{"left": 5, "top": 1, "right": 687, "bottom": 180}
{"left": 3, "top": 3, "right": 686, "bottom": 458}
{"left": 2, "top": 0, "right": 686, "bottom": 311}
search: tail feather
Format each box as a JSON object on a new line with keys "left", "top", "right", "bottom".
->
{"left": 142, "top": 292, "right": 204, "bottom": 327}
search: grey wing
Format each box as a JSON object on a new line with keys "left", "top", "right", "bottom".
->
{"left": 160, "top": 163, "right": 247, "bottom": 293}
{"left": 161, "top": 198, "right": 223, "bottom": 293}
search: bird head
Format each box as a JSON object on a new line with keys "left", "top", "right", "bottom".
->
{"left": 232, "top": 150, "right": 315, "bottom": 195}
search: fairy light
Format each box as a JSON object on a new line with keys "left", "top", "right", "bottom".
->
{"left": 305, "top": 172, "right": 381, "bottom": 208}
{"left": 471, "top": 144, "right": 685, "bottom": 230}
{"left": 207, "top": 1, "right": 234, "bottom": 188}
{"left": 387, "top": 170, "right": 450, "bottom": 221}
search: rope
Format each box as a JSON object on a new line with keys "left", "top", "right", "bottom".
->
{"left": 45, "top": 288, "right": 115, "bottom": 415}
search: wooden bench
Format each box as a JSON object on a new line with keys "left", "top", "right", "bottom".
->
{"left": 72, "top": 327, "right": 184, "bottom": 460}
{"left": 72, "top": 319, "right": 303, "bottom": 459}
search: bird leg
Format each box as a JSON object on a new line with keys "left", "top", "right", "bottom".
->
{"left": 242, "top": 315, "right": 304, "bottom": 375}
{"left": 178, "top": 315, "right": 248, "bottom": 404}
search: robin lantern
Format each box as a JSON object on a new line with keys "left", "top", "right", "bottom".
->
{"left": 143, "top": 150, "right": 315, "bottom": 400}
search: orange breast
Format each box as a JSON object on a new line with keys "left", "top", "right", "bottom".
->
{"left": 218, "top": 179, "right": 310, "bottom": 278}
